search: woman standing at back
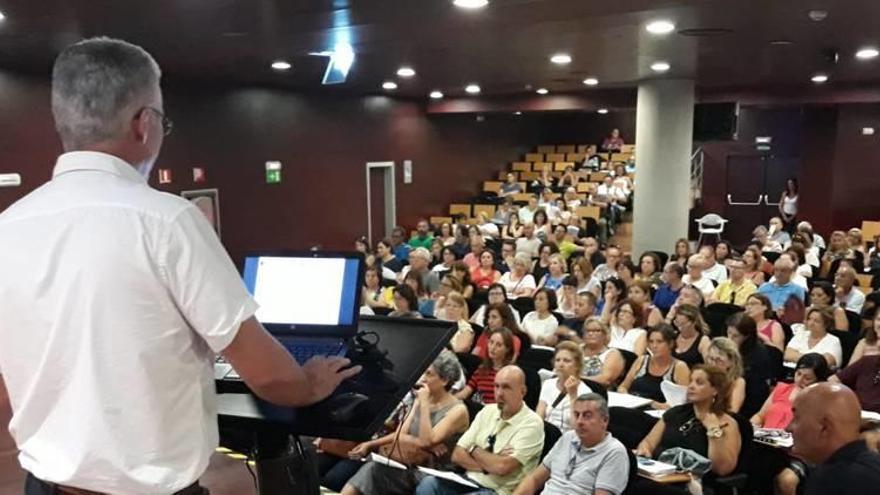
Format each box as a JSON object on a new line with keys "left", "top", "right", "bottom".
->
{"left": 778, "top": 178, "right": 799, "bottom": 233}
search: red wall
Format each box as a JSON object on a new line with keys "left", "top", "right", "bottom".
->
{"left": 0, "top": 70, "right": 635, "bottom": 261}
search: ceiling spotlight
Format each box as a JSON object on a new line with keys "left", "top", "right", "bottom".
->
{"left": 270, "top": 60, "right": 292, "bottom": 71}
{"left": 536, "top": 88, "right": 549, "bottom": 95}
{"left": 583, "top": 77, "right": 599, "bottom": 86}
{"left": 769, "top": 39, "right": 795, "bottom": 46}
{"left": 514, "top": 111, "right": 522, "bottom": 115}
{"left": 550, "top": 53, "right": 572, "bottom": 65}
{"left": 382, "top": 81, "right": 398, "bottom": 90}
{"left": 453, "top": 0, "right": 489, "bottom": 9}
{"left": 0, "top": 10, "right": 5, "bottom": 21}
{"left": 397, "top": 67, "right": 416, "bottom": 77}
{"left": 597, "top": 108, "right": 609, "bottom": 114}
{"left": 811, "top": 73, "right": 829, "bottom": 83}
{"left": 646, "top": 20, "right": 676, "bottom": 35}
{"left": 650, "top": 61, "right": 671, "bottom": 72}
{"left": 808, "top": 10, "right": 828, "bottom": 22}
{"left": 465, "top": 84, "right": 481, "bottom": 94}
{"left": 429, "top": 90, "right": 444, "bottom": 99}
{"left": 856, "top": 47, "right": 880, "bottom": 60}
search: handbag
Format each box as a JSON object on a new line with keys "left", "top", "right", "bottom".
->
{"left": 658, "top": 447, "right": 713, "bottom": 478}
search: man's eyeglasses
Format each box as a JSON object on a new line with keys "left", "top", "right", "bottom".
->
{"left": 486, "top": 433, "right": 497, "bottom": 452}
{"left": 565, "top": 446, "right": 583, "bottom": 479}
{"left": 139, "top": 107, "right": 173, "bottom": 136}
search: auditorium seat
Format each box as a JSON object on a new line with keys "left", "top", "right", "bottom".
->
{"left": 541, "top": 422, "right": 562, "bottom": 459}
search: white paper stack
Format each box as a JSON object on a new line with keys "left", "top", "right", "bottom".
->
{"left": 636, "top": 456, "right": 678, "bottom": 476}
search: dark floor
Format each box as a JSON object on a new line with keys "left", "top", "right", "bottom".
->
{"left": 0, "top": 383, "right": 269, "bottom": 495}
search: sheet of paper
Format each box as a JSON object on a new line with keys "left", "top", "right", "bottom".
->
{"left": 608, "top": 391, "right": 653, "bottom": 409}
{"left": 416, "top": 467, "right": 479, "bottom": 488}
{"left": 753, "top": 428, "right": 794, "bottom": 448}
{"left": 661, "top": 380, "right": 688, "bottom": 407}
{"left": 370, "top": 453, "right": 407, "bottom": 470}
{"left": 645, "top": 409, "right": 665, "bottom": 419}
{"left": 862, "top": 410, "right": 880, "bottom": 423}
{"left": 636, "top": 456, "right": 677, "bottom": 476}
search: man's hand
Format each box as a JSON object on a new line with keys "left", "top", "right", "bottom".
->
{"left": 303, "top": 356, "right": 362, "bottom": 403}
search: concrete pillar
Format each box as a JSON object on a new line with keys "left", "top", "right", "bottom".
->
{"left": 632, "top": 79, "right": 695, "bottom": 258}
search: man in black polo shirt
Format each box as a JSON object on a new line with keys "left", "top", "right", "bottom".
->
{"left": 788, "top": 383, "right": 880, "bottom": 495}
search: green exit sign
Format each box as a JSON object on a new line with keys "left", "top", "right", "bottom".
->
{"left": 265, "top": 161, "right": 282, "bottom": 184}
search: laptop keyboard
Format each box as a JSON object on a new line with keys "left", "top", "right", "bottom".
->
{"left": 285, "top": 341, "right": 346, "bottom": 364}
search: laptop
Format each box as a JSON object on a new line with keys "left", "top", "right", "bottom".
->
{"left": 216, "top": 251, "right": 364, "bottom": 379}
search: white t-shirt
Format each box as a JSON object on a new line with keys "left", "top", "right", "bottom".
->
{"left": 683, "top": 274, "right": 715, "bottom": 297}
{"left": 0, "top": 152, "right": 257, "bottom": 493}
{"left": 609, "top": 326, "right": 646, "bottom": 354}
{"left": 516, "top": 237, "right": 541, "bottom": 258}
{"left": 498, "top": 272, "right": 537, "bottom": 298}
{"left": 522, "top": 311, "right": 560, "bottom": 343}
{"left": 539, "top": 378, "right": 592, "bottom": 433}
{"left": 786, "top": 330, "right": 843, "bottom": 367}
{"left": 703, "top": 263, "right": 728, "bottom": 283}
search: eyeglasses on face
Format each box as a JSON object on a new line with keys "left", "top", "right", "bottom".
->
{"left": 139, "top": 106, "right": 173, "bottom": 136}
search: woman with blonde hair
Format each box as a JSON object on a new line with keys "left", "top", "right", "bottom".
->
{"left": 705, "top": 337, "right": 746, "bottom": 413}
{"left": 443, "top": 292, "right": 474, "bottom": 353}
{"left": 536, "top": 341, "right": 592, "bottom": 433}
{"left": 672, "top": 303, "right": 711, "bottom": 368}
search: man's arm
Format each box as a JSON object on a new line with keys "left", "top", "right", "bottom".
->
{"left": 512, "top": 465, "right": 551, "bottom": 495}
{"left": 470, "top": 446, "right": 523, "bottom": 476}
{"left": 222, "top": 317, "right": 360, "bottom": 407}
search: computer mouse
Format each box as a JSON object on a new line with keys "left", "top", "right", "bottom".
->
{"left": 326, "top": 392, "right": 370, "bottom": 423}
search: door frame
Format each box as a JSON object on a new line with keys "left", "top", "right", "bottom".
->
{"left": 365, "top": 161, "right": 396, "bottom": 246}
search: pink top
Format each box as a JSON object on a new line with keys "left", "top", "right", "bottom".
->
{"left": 470, "top": 267, "right": 499, "bottom": 290}
{"left": 759, "top": 320, "right": 775, "bottom": 342}
{"left": 764, "top": 382, "right": 796, "bottom": 429}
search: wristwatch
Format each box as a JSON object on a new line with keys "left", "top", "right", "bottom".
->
{"left": 706, "top": 426, "right": 724, "bottom": 439}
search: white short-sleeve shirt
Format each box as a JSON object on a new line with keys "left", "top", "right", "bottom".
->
{"left": 609, "top": 326, "right": 646, "bottom": 354}
{"left": 539, "top": 378, "right": 591, "bottom": 433}
{"left": 0, "top": 152, "right": 258, "bottom": 493}
{"left": 522, "top": 311, "right": 560, "bottom": 342}
{"left": 786, "top": 330, "right": 843, "bottom": 367}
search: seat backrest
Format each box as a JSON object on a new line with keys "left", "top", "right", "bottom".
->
{"left": 456, "top": 352, "right": 482, "bottom": 380}
{"left": 765, "top": 345, "right": 785, "bottom": 382}
{"left": 829, "top": 329, "right": 859, "bottom": 367}
{"left": 523, "top": 366, "right": 542, "bottom": 410}
{"left": 608, "top": 407, "right": 658, "bottom": 450}
{"left": 541, "top": 422, "right": 563, "bottom": 459}
{"left": 697, "top": 213, "right": 726, "bottom": 226}
{"left": 617, "top": 349, "right": 638, "bottom": 375}
{"left": 651, "top": 250, "right": 670, "bottom": 267}
{"left": 845, "top": 310, "right": 863, "bottom": 334}
{"left": 463, "top": 399, "right": 483, "bottom": 422}
{"left": 582, "top": 379, "right": 608, "bottom": 401}
{"left": 519, "top": 346, "right": 555, "bottom": 372}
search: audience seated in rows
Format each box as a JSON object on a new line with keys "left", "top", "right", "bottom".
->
{"left": 535, "top": 342, "right": 592, "bottom": 433}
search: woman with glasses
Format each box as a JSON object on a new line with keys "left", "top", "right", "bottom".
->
{"left": 607, "top": 298, "right": 647, "bottom": 356}
{"left": 580, "top": 317, "right": 626, "bottom": 387}
{"left": 635, "top": 365, "right": 742, "bottom": 477}
{"left": 619, "top": 325, "right": 690, "bottom": 410}
{"left": 784, "top": 307, "right": 842, "bottom": 368}
{"left": 705, "top": 338, "right": 746, "bottom": 413}
{"left": 744, "top": 293, "right": 785, "bottom": 351}
{"left": 469, "top": 283, "right": 521, "bottom": 326}
{"left": 672, "top": 303, "right": 711, "bottom": 368}
{"left": 750, "top": 353, "right": 831, "bottom": 495}
{"left": 536, "top": 342, "right": 592, "bottom": 433}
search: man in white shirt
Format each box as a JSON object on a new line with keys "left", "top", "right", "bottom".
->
{"left": 516, "top": 223, "right": 541, "bottom": 258}
{"left": 518, "top": 197, "right": 539, "bottom": 225}
{"left": 835, "top": 265, "right": 866, "bottom": 314}
{"left": 699, "top": 245, "right": 728, "bottom": 283}
{"left": 682, "top": 254, "right": 716, "bottom": 297}
{"left": 0, "top": 38, "right": 358, "bottom": 495}
{"left": 538, "top": 188, "right": 561, "bottom": 222}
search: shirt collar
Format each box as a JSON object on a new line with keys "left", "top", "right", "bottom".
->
{"left": 53, "top": 151, "right": 146, "bottom": 185}
{"left": 571, "top": 432, "right": 610, "bottom": 454}
{"left": 826, "top": 440, "right": 869, "bottom": 465}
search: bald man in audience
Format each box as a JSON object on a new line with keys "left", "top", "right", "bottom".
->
{"left": 416, "top": 366, "right": 544, "bottom": 495}
{"left": 834, "top": 265, "right": 866, "bottom": 314}
{"left": 758, "top": 257, "right": 806, "bottom": 319}
{"left": 787, "top": 383, "right": 880, "bottom": 494}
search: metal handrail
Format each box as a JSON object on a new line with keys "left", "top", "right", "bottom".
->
{"left": 690, "top": 147, "right": 704, "bottom": 208}
{"left": 727, "top": 194, "right": 765, "bottom": 206}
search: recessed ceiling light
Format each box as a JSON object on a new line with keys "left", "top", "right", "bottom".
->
{"left": 808, "top": 10, "right": 828, "bottom": 22}
{"left": 597, "top": 108, "right": 609, "bottom": 114}
{"left": 650, "top": 61, "right": 671, "bottom": 72}
{"left": 397, "top": 67, "right": 416, "bottom": 77}
{"left": 514, "top": 111, "right": 522, "bottom": 115}
{"left": 536, "top": 88, "right": 549, "bottom": 95}
{"left": 550, "top": 53, "right": 572, "bottom": 65}
{"left": 382, "top": 81, "right": 398, "bottom": 90}
{"left": 811, "top": 73, "right": 829, "bottom": 83}
{"left": 856, "top": 47, "right": 880, "bottom": 60}
{"left": 465, "top": 84, "right": 481, "bottom": 94}
{"left": 453, "top": 0, "right": 489, "bottom": 9}
{"left": 769, "top": 39, "right": 795, "bottom": 46}
{"left": 0, "top": 11, "right": 6, "bottom": 21}
{"left": 270, "top": 60, "right": 292, "bottom": 71}
{"left": 646, "top": 20, "right": 676, "bottom": 35}
{"left": 429, "top": 90, "right": 444, "bottom": 99}
{"left": 583, "top": 77, "right": 599, "bottom": 86}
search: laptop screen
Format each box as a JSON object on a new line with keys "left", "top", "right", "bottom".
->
{"left": 242, "top": 252, "right": 363, "bottom": 334}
